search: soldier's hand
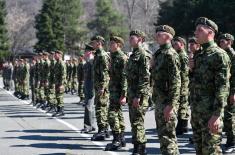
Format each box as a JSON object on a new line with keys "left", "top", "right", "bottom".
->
{"left": 119, "top": 96, "right": 126, "bottom": 106}
{"left": 229, "top": 95, "right": 235, "bottom": 104}
{"left": 189, "top": 52, "right": 194, "bottom": 71}
{"left": 132, "top": 97, "right": 140, "bottom": 108}
{"left": 98, "top": 89, "right": 104, "bottom": 96}
{"left": 163, "top": 105, "right": 173, "bottom": 122}
{"left": 208, "top": 115, "right": 220, "bottom": 134}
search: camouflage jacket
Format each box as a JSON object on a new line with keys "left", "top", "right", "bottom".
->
{"left": 126, "top": 45, "right": 151, "bottom": 99}
{"left": 178, "top": 49, "right": 189, "bottom": 96}
{"left": 191, "top": 41, "right": 230, "bottom": 117}
{"left": 93, "top": 47, "right": 110, "bottom": 91}
{"left": 54, "top": 59, "right": 66, "bottom": 86}
{"left": 152, "top": 43, "right": 181, "bottom": 107}
{"left": 225, "top": 47, "right": 235, "bottom": 94}
{"left": 109, "top": 49, "right": 127, "bottom": 98}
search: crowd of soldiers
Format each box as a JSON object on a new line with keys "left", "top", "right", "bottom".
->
{"left": 1, "top": 16, "right": 235, "bottom": 155}
{"left": 2, "top": 61, "right": 13, "bottom": 90}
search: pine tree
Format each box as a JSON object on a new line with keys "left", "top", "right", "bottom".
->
{"left": 59, "top": 0, "right": 86, "bottom": 54}
{"left": 88, "top": 0, "right": 128, "bottom": 40}
{"left": 34, "top": 0, "right": 64, "bottom": 52}
{"left": 0, "top": 0, "right": 10, "bottom": 61}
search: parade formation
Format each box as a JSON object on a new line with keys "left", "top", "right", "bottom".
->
{"left": 2, "top": 17, "right": 235, "bottom": 155}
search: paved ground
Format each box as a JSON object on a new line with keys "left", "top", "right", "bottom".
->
{"left": 0, "top": 78, "right": 209, "bottom": 155}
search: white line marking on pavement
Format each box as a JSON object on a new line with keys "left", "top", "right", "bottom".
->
{"left": 4, "top": 90, "right": 120, "bottom": 155}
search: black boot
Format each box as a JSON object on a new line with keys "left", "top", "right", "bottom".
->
{"left": 181, "top": 119, "right": 188, "bottom": 133}
{"left": 120, "top": 132, "right": 126, "bottom": 147}
{"left": 105, "top": 129, "right": 110, "bottom": 138}
{"left": 132, "top": 143, "right": 138, "bottom": 155}
{"left": 91, "top": 129, "right": 106, "bottom": 141}
{"left": 134, "top": 143, "right": 147, "bottom": 155}
{"left": 52, "top": 106, "right": 65, "bottom": 117}
{"left": 176, "top": 118, "right": 183, "bottom": 135}
{"left": 46, "top": 104, "right": 56, "bottom": 113}
{"left": 105, "top": 132, "right": 122, "bottom": 151}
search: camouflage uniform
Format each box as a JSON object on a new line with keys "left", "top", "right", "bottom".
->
{"left": 34, "top": 58, "right": 40, "bottom": 104}
{"left": 93, "top": 47, "right": 110, "bottom": 131}
{"left": 71, "top": 59, "right": 78, "bottom": 94}
{"left": 48, "top": 58, "right": 56, "bottom": 106}
{"left": 126, "top": 45, "right": 151, "bottom": 145}
{"left": 77, "top": 58, "right": 85, "bottom": 101}
{"left": 191, "top": 41, "right": 230, "bottom": 154}
{"left": 42, "top": 57, "right": 51, "bottom": 103}
{"left": 108, "top": 49, "right": 127, "bottom": 136}
{"left": 38, "top": 58, "right": 45, "bottom": 102}
{"left": 30, "top": 61, "right": 36, "bottom": 103}
{"left": 54, "top": 57, "right": 66, "bottom": 108}
{"left": 152, "top": 42, "right": 181, "bottom": 155}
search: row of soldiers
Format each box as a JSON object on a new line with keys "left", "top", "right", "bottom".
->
{"left": 2, "top": 61, "right": 13, "bottom": 90}
{"left": 5, "top": 16, "right": 235, "bottom": 155}
{"left": 84, "top": 16, "right": 235, "bottom": 155}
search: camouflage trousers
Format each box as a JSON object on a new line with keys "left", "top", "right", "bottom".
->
{"left": 128, "top": 95, "right": 148, "bottom": 144}
{"left": 78, "top": 81, "right": 85, "bottom": 100}
{"left": 191, "top": 111, "right": 223, "bottom": 155}
{"left": 14, "top": 80, "right": 19, "bottom": 92}
{"left": 48, "top": 84, "right": 56, "bottom": 105}
{"left": 94, "top": 90, "right": 109, "bottom": 130}
{"left": 71, "top": 78, "right": 78, "bottom": 92}
{"left": 30, "top": 83, "right": 35, "bottom": 102}
{"left": 20, "top": 81, "right": 29, "bottom": 96}
{"left": 178, "top": 95, "right": 190, "bottom": 120}
{"left": 38, "top": 82, "right": 45, "bottom": 101}
{"left": 224, "top": 103, "right": 235, "bottom": 144}
{"left": 55, "top": 85, "right": 64, "bottom": 107}
{"left": 108, "top": 98, "right": 125, "bottom": 134}
{"left": 155, "top": 103, "right": 179, "bottom": 155}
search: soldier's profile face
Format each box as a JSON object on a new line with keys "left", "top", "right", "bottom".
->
{"left": 155, "top": 31, "right": 168, "bottom": 45}
{"left": 172, "top": 41, "right": 181, "bottom": 50}
{"left": 109, "top": 41, "right": 118, "bottom": 52}
{"left": 219, "top": 39, "right": 229, "bottom": 50}
{"left": 129, "top": 35, "right": 139, "bottom": 47}
{"left": 194, "top": 25, "right": 209, "bottom": 44}
{"left": 189, "top": 43, "right": 200, "bottom": 53}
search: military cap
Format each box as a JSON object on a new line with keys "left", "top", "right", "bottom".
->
{"left": 43, "top": 52, "right": 49, "bottom": 56}
{"left": 188, "top": 37, "right": 198, "bottom": 44}
{"left": 72, "top": 58, "right": 77, "bottom": 61}
{"left": 110, "top": 36, "right": 124, "bottom": 45}
{"left": 85, "top": 43, "right": 94, "bottom": 51}
{"left": 55, "top": 50, "right": 63, "bottom": 55}
{"left": 173, "top": 36, "right": 186, "bottom": 45}
{"left": 19, "top": 59, "right": 23, "bottom": 61}
{"left": 154, "top": 25, "right": 175, "bottom": 37}
{"left": 219, "top": 33, "right": 234, "bottom": 41}
{"left": 39, "top": 52, "right": 43, "bottom": 56}
{"left": 130, "top": 29, "right": 145, "bottom": 38}
{"left": 50, "top": 51, "right": 55, "bottom": 54}
{"left": 91, "top": 35, "right": 105, "bottom": 43}
{"left": 195, "top": 17, "right": 218, "bottom": 33}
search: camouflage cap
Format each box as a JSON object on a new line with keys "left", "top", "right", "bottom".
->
{"left": 90, "top": 35, "right": 105, "bottom": 43}
{"left": 39, "top": 52, "right": 43, "bottom": 56}
{"left": 55, "top": 50, "right": 63, "bottom": 55}
{"left": 219, "top": 33, "right": 234, "bottom": 41}
{"left": 173, "top": 36, "right": 186, "bottom": 45}
{"left": 195, "top": 17, "right": 218, "bottom": 33}
{"left": 43, "top": 52, "right": 49, "bottom": 56}
{"left": 155, "top": 25, "right": 175, "bottom": 37}
{"left": 110, "top": 36, "right": 124, "bottom": 45}
{"left": 85, "top": 43, "right": 94, "bottom": 51}
{"left": 129, "top": 29, "right": 145, "bottom": 38}
{"left": 188, "top": 37, "right": 198, "bottom": 44}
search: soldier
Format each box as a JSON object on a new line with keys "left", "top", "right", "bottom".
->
{"left": 152, "top": 25, "right": 181, "bottom": 155}
{"left": 218, "top": 33, "right": 235, "bottom": 153}
{"left": 4, "top": 61, "right": 13, "bottom": 91}
{"left": 105, "top": 36, "right": 127, "bottom": 151}
{"left": 126, "top": 30, "right": 151, "bottom": 155}
{"left": 188, "top": 37, "right": 201, "bottom": 144}
{"left": 81, "top": 44, "right": 96, "bottom": 133}
{"left": 52, "top": 50, "right": 66, "bottom": 117}
{"left": 34, "top": 53, "right": 41, "bottom": 106}
{"left": 65, "top": 59, "right": 73, "bottom": 93}
{"left": 2, "top": 61, "right": 7, "bottom": 89}
{"left": 30, "top": 57, "right": 36, "bottom": 104}
{"left": 37, "top": 52, "right": 46, "bottom": 107}
{"left": 18, "top": 59, "right": 29, "bottom": 100}
{"left": 77, "top": 56, "right": 85, "bottom": 103}
{"left": 41, "top": 52, "right": 51, "bottom": 110}
{"left": 13, "top": 59, "right": 20, "bottom": 97}
{"left": 90, "top": 35, "right": 110, "bottom": 141}
{"left": 172, "top": 36, "right": 190, "bottom": 135}
{"left": 46, "top": 52, "right": 57, "bottom": 113}
{"left": 71, "top": 58, "right": 78, "bottom": 95}
{"left": 191, "top": 17, "right": 230, "bottom": 154}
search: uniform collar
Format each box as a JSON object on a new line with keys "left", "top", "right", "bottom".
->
{"left": 201, "top": 40, "right": 215, "bottom": 50}
{"left": 160, "top": 43, "right": 172, "bottom": 50}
